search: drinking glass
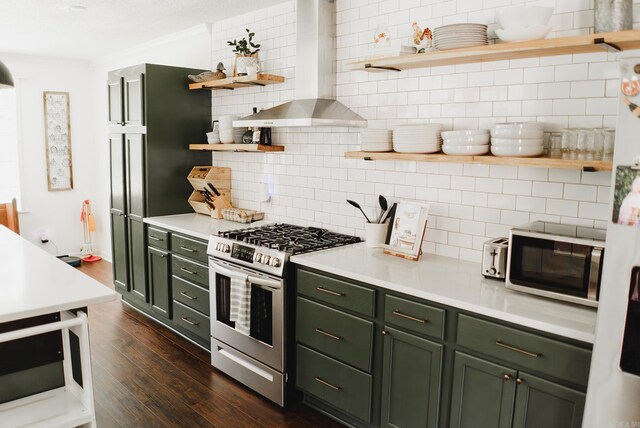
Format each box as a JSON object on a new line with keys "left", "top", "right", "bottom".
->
{"left": 561, "top": 128, "right": 577, "bottom": 159}
{"left": 549, "top": 132, "right": 562, "bottom": 158}
{"left": 577, "top": 128, "right": 593, "bottom": 159}
{"left": 604, "top": 128, "right": 616, "bottom": 160}
{"left": 592, "top": 128, "right": 605, "bottom": 160}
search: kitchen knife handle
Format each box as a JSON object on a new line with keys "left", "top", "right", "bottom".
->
{"left": 208, "top": 182, "right": 221, "bottom": 196}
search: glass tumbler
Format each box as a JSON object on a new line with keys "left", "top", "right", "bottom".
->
{"left": 604, "top": 129, "right": 616, "bottom": 160}
{"left": 577, "top": 128, "right": 593, "bottom": 159}
{"left": 592, "top": 128, "right": 605, "bottom": 160}
{"left": 549, "top": 132, "right": 562, "bottom": 158}
{"left": 561, "top": 128, "right": 577, "bottom": 159}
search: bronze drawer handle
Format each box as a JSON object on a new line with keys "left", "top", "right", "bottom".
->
{"left": 393, "top": 310, "right": 428, "bottom": 324}
{"left": 495, "top": 340, "right": 542, "bottom": 358}
{"left": 516, "top": 378, "right": 524, "bottom": 385}
{"left": 503, "top": 373, "right": 511, "bottom": 381}
{"left": 315, "top": 328, "right": 342, "bottom": 341}
{"left": 314, "top": 376, "right": 341, "bottom": 391}
{"left": 180, "top": 267, "right": 197, "bottom": 275}
{"left": 181, "top": 317, "right": 198, "bottom": 326}
{"left": 149, "top": 236, "right": 163, "bottom": 241}
{"left": 316, "top": 286, "right": 344, "bottom": 297}
{"left": 180, "top": 246, "right": 196, "bottom": 253}
{"left": 180, "top": 291, "right": 196, "bottom": 300}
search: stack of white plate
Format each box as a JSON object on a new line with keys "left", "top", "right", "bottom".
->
{"left": 393, "top": 124, "right": 442, "bottom": 153}
{"left": 441, "top": 130, "right": 490, "bottom": 155}
{"left": 434, "top": 23, "right": 488, "bottom": 50}
{"left": 490, "top": 123, "right": 544, "bottom": 157}
{"left": 360, "top": 129, "right": 392, "bottom": 152}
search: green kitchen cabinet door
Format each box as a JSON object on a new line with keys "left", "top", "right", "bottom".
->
{"left": 124, "top": 72, "right": 144, "bottom": 126}
{"left": 107, "top": 75, "right": 124, "bottom": 126}
{"left": 109, "top": 134, "right": 126, "bottom": 214}
{"left": 148, "top": 246, "right": 171, "bottom": 319}
{"left": 380, "top": 327, "right": 443, "bottom": 428}
{"left": 126, "top": 134, "right": 145, "bottom": 221}
{"left": 128, "top": 218, "right": 148, "bottom": 304}
{"left": 449, "top": 352, "right": 516, "bottom": 428}
{"left": 110, "top": 212, "right": 129, "bottom": 294}
{"left": 512, "top": 372, "right": 585, "bottom": 428}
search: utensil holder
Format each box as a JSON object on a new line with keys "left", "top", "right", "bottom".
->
{"left": 365, "top": 223, "right": 388, "bottom": 248}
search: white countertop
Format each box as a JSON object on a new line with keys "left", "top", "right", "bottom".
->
{"left": 291, "top": 243, "right": 597, "bottom": 344}
{"left": 0, "top": 226, "right": 118, "bottom": 323}
{"left": 144, "top": 213, "right": 270, "bottom": 241}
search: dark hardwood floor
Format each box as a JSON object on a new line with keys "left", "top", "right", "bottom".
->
{"left": 78, "top": 260, "right": 343, "bottom": 428}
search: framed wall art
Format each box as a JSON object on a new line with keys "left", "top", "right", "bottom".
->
{"left": 383, "top": 201, "right": 430, "bottom": 261}
{"left": 43, "top": 91, "right": 73, "bottom": 191}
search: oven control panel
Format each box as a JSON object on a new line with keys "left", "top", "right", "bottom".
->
{"left": 207, "top": 236, "right": 287, "bottom": 276}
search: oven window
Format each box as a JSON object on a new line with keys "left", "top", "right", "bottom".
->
{"left": 510, "top": 236, "right": 591, "bottom": 297}
{"left": 620, "top": 267, "right": 640, "bottom": 376}
{"left": 215, "top": 274, "right": 273, "bottom": 346}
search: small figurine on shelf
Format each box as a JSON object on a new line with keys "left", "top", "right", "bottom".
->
{"left": 213, "top": 62, "right": 227, "bottom": 80}
{"left": 411, "top": 22, "right": 433, "bottom": 53}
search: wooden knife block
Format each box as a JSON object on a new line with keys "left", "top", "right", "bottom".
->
{"left": 187, "top": 166, "right": 232, "bottom": 217}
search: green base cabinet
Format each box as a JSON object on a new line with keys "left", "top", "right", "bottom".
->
{"left": 148, "top": 246, "right": 171, "bottom": 319}
{"left": 381, "top": 327, "right": 442, "bottom": 428}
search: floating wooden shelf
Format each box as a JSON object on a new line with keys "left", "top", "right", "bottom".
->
{"left": 189, "top": 144, "right": 284, "bottom": 152}
{"left": 347, "top": 30, "right": 640, "bottom": 72}
{"left": 344, "top": 151, "right": 612, "bottom": 172}
{"left": 188, "top": 73, "right": 285, "bottom": 90}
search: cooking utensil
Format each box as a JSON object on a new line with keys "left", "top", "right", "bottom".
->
{"left": 377, "top": 195, "right": 388, "bottom": 223}
{"left": 347, "top": 199, "right": 372, "bottom": 223}
{"left": 381, "top": 203, "right": 396, "bottom": 224}
{"left": 208, "top": 182, "right": 221, "bottom": 196}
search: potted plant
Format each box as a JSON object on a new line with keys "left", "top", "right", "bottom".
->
{"left": 227, "top": 29, "right": 261, "bottom": 76}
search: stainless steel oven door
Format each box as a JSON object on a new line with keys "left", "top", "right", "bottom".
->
{"left": 209, "top": 257, "right": 284, "bottom": 371}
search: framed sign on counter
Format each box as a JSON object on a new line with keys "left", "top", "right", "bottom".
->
{"left": 383, "top": 201, "right": 429, "bottom": 261}
{"left": 43, "top": 91, "right": 73, "bottom": 191}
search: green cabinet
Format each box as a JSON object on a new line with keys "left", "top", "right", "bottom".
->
{"left": 380, "top": 327, "right": 442, "bottom": 428}
{"left": 109, "top": 134, "right": 128, "bottom": 294}
{"left": 107, "top": 75, "right": 123, "bottom": 126}
{"left": 123, "top": 72, "right": 144, "bottom": 126}
{"left": 148, "top": 246, "right": 170, "bottom": 319}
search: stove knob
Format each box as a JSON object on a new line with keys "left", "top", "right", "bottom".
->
{"left": 253, "top": 253, "right": 261, "bottom": 263}
{"left": 222, "top": 244, "right": 231, "bottom": 253}
{"left": 261, "top": 255, "right": 271, "bottom": 265}
{"left": 270, "top": 257, "right": 281, "bottom": 267}
{"left": 216, "top": 243, "right": 223, "bottom": 251}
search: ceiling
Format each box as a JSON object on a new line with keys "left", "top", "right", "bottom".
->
{"left": 0, "top": 0, "right": 288, "bottom": 60}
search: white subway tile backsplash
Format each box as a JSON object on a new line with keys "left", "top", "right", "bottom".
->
{"left": 487, "top": 194, "right": 516, "bottom": 210}
{"left": 564, "top": 184, "right": 597, "bottom": 201}
{"left": 546, "top": 199, "right": 579, "bottom": 217}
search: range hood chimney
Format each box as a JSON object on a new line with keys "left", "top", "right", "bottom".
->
{"left": 233, "top": 0, "right": 366, "bottom": 128}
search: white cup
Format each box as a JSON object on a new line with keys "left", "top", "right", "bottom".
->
{"left": 365, "top": 223, "right": 388, "bottom": 248}
{"left": 206, "top": 131, "right": 220, "bottom": 144}
{"left": 245, "top": 65, "right": 260, "bottom": 75}
{"left": 219, "top": 130, "right": 234, "bottom": 143}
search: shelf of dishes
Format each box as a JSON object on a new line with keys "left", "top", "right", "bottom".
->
{"left": 189, "top": 144, "right": 284, "bottom": 152}
{"left": 348, "top": 30, "right": 640, "bottom": 72}
{"left": 188, "top": 73, "right": 285, "bottom": 90}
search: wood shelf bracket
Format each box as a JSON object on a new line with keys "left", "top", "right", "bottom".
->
{"left": 594, "top": 37, "right": 622, "bottom": 52}
{"left": 365, "top": 63, "right": 401, "bottom": 72}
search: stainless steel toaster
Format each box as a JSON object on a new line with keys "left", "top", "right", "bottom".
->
{"left": 482, "top": 237, "right": 509, "bottom": 280}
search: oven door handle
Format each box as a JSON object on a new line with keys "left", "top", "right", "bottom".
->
{"left": 210, "top": 260, "right": 282, "bottom": 290}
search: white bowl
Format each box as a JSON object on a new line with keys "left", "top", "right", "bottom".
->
{"left": 491, "top": 129, "right": 544, "bottom": 139}
{"left": 491, "top": 138, "right": 544, "bottom": 147}
{"left": 441, "top": 130, "right": 489, "bottom": 139}
{"left": 442, "top": 144, "right": 490, "bottom": 155}
{"left": 491, "top": 145, "right": 544, "bottom": 157}
{"left": 496, "top": 25, "right": 552, "bottom": 42}
{"left": 492, "top": 122, "right": 544, "bottom": 130}
{"left": 207, "top": 131, "right": 220, "bottom": 144}
{"left": 444, "top": 135, "right": 491, "bottom": 145}
{"left": 497, "top": 6, "right": 553, "bottom": 28}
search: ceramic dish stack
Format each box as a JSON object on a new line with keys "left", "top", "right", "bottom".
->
{"left": 360, "top": 129, "right": 393, "bottom": 152}
{"left": 393, "top": 124, "right": 442, "bottom": 153}
{"left": 434, "top": 23, "right": 488, "bottom": 50}
{"left": 490, "top": 122, "right": 545, "bottom": 157}
{"left": 441, "top": 130, "right": 490, "bottom": 155}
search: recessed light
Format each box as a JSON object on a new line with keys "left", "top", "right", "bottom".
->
{"left": 67, "top": 5, "right": 87, "bottom": 12}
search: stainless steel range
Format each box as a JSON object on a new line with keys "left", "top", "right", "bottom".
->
{"left": 207, "top": 224, "right": 360, "bottom": 405}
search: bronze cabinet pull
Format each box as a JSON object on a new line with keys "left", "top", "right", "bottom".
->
{"left": 314, "top": 377, "right": 341, "bottom": 390}
{"left": 316, "top": 286, "right": 345, "bottom": 297}
{"left": 503, "top": 374, "right": 511, "bottom": 381}
{"left": 180, "top": 246, "right": 196, "bottom": 252}
{"left": 179, "top": 291, "right": 196, "bottom": 300}
{"left": 149, "top": 236, "right": 163, "bottom": 241}
{"left": 381, "top": 330, "right": 388, "bottom": 336}
{"left": 180, "top": 267, "right": 197, "bottom": 275}
{"left": 495, "top": 340, "right": 542, "bottom": 358}
{"left": 181, "top": 317, "right": 198, "bottom": 326}
{"left": 393, "top": 310, "right": 428, "bottom": 324}
{"left": 516, "top": 378, "right": 524, "bottom": 385}
{"left": 315, "top": 328, "right": 342, "bottom": 341}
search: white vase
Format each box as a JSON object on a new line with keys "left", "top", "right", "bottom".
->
{"left": 235, "top": 55, "right": 258, "bottom": 76}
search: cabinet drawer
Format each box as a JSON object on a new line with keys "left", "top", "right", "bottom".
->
{"left": 297, "top": 297, "right": 373, "bottom": 373}
{"left": 172, "top": 255, "right": 208, "bottom": 287}
{"left": 173, "top": 300, "right": 210, "bottom": 342}
{"left": 172, "top": 275, "right": 210, "bottom": 316}
{"left": 297, "top": 345, "right": 372, "bottom": 423}
{"left": 171, "top": 234, "right": 208, "bottom": 263}
{"left": 297, "top": 270, "right": 375, "bottom": 317}
{"left": 384, "top": 295, "right": 445, "bottom": 340}
{"left": 147, "top": 227, "right": 169, "bottom": 250}
{"left": 456, "top": 314, "right": 592, "bottom": 387}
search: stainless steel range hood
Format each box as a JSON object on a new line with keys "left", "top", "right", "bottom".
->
{"left": 233, "top": 0, "right": 366, "bottom": 128}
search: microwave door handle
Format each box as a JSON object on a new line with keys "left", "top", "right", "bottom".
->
{"left": 588, "top": 247, "right": 603, "bottom": 301}
{"left": 210, "top": 260, "right": 282, "bottom": 290}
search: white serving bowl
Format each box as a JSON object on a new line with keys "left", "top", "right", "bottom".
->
{"left": 492, "top": 122, "right": 544, "bottom": 130}
{"left": 441, "top": 130, "right": 489, "bottom": 139}
{"left": 496, "top": 25, "right": 552, "bottom": 42}
{"left": 442, "top": 144, "right": 490, "bottom": 155}
{"left": 491, "top": 129, "right": 544, "bottom": 139}
{"left": 491, "top": 145, "right": 544, "bottom": 157}
{"left": 491, "top": 138, "right": 544, "bottom": 147}
{"left": 497, "top": 6, "right": 553, "bottom": 29}
{"left": 443, "top": 135, "right": 491, "bottom": 145}
{"left": 207, "top": 131, "right": 220, "bottom": 144}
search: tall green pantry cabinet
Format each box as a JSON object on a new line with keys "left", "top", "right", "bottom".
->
{"left": 108, "top": 63, "right": 211, "bottom": 314}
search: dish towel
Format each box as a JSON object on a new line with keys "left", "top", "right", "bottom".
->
{"left": 229, "top": 271, "right": 251, "bottom": 336}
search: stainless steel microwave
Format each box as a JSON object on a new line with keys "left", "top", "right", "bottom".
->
{"left": 506, "top": 222, "right": 606, "bottom": 308}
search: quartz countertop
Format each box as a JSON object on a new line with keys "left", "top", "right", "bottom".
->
{"left": 291, "top": 243, "right": 597, "bottom": 344}
{"left": 144, "top": 213, "right": 270, "bottom": 241}
{"left": 0, "top": 226, "right": 118, "bottom": 323}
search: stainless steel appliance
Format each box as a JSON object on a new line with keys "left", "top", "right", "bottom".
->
{"left": 481, "top": 237, "right": 508, "bottom": 279}
{"left": 506, "top": 221, "right": 605, "bottom": 307}
{"left": 207, "top": 224, "right": 360, "bottom": 406}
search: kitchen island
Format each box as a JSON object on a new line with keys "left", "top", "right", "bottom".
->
{"left": 0, "top": 226, "right": 118, "bottom": 427}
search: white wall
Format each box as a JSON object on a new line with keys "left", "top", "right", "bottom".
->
{"left": 1, "top": 54, "right": 96, "bottom": 256}
{"left": 208, "top": 0, "right": 637, "bottom": 263}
